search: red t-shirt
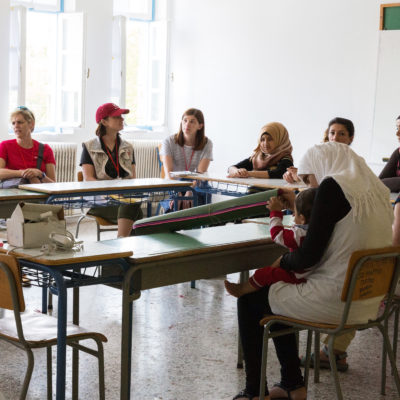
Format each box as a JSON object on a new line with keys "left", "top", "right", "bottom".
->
{"left": 0, "top": 139, "right": 56, "bottom": 172}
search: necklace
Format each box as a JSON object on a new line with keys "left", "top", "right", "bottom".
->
{"left": 102, "top": 137, "right": 119, "bottom": 178}
{"left": 181, "top": 147, "right": 195, "bottom": 171}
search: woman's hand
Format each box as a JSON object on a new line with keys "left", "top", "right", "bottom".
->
{"left": 21, "top": 168, "right": 43, "bottom": 180}
{"left": 227, "top": 167, "right": 249, "bottom": 178}
{"left": 283, "top": 167, "right": 299, "bottom": 183}
{"left": 266, "top": 196, "right": 283, "bottom": 212}
{"left": 278, "top": 189, "right": 296, "bottom": 211}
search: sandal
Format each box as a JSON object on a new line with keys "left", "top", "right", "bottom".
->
{"left": 270, "top": 382, "right": 306, "bottom": 400}
{"left": 22, "top": 274, "right": 31, "bottom": 287}
{"left": 300, "top": 346, "right": 348, "bottom": 372}
{"left": 232, "top": 389, "right": 254, "bottom": 400}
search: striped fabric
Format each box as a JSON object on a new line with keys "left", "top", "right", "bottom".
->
{"left": 132, "top": 189, "right": 278, "bottom": 235}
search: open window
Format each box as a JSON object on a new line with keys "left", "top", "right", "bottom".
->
{"left": 9, "top": 1, "right": 84, "bottom": 132}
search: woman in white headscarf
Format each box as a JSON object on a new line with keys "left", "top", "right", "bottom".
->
{"left": 232, "top": 142, "right": 393, "bottom": 400}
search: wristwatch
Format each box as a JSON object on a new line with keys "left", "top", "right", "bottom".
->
{"left": 41, "top": 172, "right": 46, "bottom": 179}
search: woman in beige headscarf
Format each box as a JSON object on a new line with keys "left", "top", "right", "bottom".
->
{"left": 227, "top": 122, "right": 293, "bottom": 179}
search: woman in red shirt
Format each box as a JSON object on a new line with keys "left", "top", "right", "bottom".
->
{"left": 0, "top": 107, "right": 56, "bottom": 183}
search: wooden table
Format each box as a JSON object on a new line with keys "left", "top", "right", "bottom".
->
{"left": 3, "top": 222, "right": 285, "bottom": 399}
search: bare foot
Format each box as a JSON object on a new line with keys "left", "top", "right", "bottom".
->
{"left": 224, "top": 280, "right": 256, "bottom": 298}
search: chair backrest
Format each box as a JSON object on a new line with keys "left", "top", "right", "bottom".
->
{"left": 157, "top": 144, "right": 165, "bottom": 179}
{"left": 341, "top": 246, "right": 400, "bottom": 303}
{"left": 77, "top": 171, "right": 83, "bottom": 182}
{"left": 0, "top": 254, "right": 25, "bottom": 312}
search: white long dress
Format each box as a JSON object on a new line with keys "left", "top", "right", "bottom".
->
{"left": 269, "top": 206, "right": 393, "bottom": 325}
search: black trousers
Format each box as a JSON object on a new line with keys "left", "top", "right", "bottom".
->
{"left": 237, "top": 287, "right": 304, "bottom": 396}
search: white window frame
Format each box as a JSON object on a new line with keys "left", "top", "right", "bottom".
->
{"left": 114, "top": 0, "right": 153, "bottom": 21}
{"left": 11, "top": 0, "right": 61, "bottom": 12}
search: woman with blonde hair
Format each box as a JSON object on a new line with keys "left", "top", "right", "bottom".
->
{"left": 0, "top": 106, "right": 56, "bottom": 186}
{"left": 227, "top": 122, "right": 293, "bottom": 179}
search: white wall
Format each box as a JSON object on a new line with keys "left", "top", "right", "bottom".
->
{"left": 0, "top": 0, "right": 398, "bottom": 175}
{"left": 168, "top": 0, "right": 398, "bottom": 173}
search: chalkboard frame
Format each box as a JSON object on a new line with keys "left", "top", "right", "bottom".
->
{"left": 380, "top": 3, "right": 400, "bottom": 30}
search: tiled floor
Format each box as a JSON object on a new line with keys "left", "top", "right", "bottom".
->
{"left": 0, "top": 217, "right": 399, "bottom": 399}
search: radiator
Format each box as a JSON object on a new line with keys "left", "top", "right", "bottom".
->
{"left": 128, "top": 139, "right": 162, "bottom": 178}
{"left": 48, "top": 142, "right": 77, "bottom": 182}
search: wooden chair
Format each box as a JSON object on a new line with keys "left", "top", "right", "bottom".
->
{"left": 258, "top": 246, "right": 400, "bottom": 400}
{"left": 75, "top": 171, "right": 118, "bottom": 240}
{"left": 381, "top": 293, "right": 400, "bottom": 390}
{"left": 0, "top": 254, "right": 107, "bottom": 399}
{"left": 157, "top": 143, "right": 165, "bottom": 179}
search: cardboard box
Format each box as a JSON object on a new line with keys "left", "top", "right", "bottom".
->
{"left": 7, "top": 202, "right": 66, "bottom": 248}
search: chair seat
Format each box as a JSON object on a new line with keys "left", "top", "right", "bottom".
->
{"left": 93, "top": 216, "right": 118, "bottom": 226}
{"left": 109, "top": 194, "right": 141, "bottom": 205}
{"left": 260, "top": 314, "right": 363, "bottom": 331}
{"left": 0, "top": 309, "right": 107, "bottom": 345}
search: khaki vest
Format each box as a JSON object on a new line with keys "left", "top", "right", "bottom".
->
{"left": 84, "top": 137, "right": 134, "bottom": 180}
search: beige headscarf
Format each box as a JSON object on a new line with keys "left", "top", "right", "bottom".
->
{"left": 251, "top": 122, "right": 293, "bottom": 170}
{"left": 298, "top": 142, "right": 393, "bottom": 222}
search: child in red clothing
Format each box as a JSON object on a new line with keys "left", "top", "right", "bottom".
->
{"left": 224, "top": 188, "right": 317, "bottom": 298}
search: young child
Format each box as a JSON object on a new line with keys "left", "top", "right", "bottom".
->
{"left": 224, "top": 188, "right": 317, "bottom": 298}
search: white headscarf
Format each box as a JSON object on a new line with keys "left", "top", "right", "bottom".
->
{"left": 297, "top": 142, "right": 393, "bottom": 221}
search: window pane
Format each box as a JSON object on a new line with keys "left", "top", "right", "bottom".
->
{"left": 25, "top": 11, "right": 57, "bottom": 127}
{"left": 58, "top": 12, "right": 83, "bottom": 127}
{"left": 151, "top": 92, "right": 160, "bottom": 121}
{"left": 125, "top": 20, "right": 148, "bottom": 126}
{"left": 151, "top": 59, "right": 160, "bottom": 88}
{"left": 9, "top": 6, "right": 23, "bottom": 115}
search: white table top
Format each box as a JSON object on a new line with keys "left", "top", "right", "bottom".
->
{"left": 243, "top": 215, "right": 294, "bottom": 226}
{"left": 181, "top": 173, "right": 306, "bottom": 190}
{"left": 0, "top": 241, "right": 133, "bottom": 265}
{"left": 18, "top": 178, "right": 192, "bottom": 194}
{"left": 102, "top": 222, "right": 273, "bottom": 263}
{"left": 0, "top": 188, "right": 49, "bottom": 201}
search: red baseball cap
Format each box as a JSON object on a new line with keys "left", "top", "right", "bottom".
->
{"left": 96, "top": 103, "right": 129, "bottom": 123}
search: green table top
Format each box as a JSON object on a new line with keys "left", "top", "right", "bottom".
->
{"left": 102, "top": 222, "right": 273, "bottom": 263}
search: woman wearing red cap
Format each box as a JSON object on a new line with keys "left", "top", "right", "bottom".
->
{"left": 80, "top": 103, "right": 143, "bottom": 237}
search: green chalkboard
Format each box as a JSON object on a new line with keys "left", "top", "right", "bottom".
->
{"left": 383, "top": 6, "right": 400, "bottom": 30}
